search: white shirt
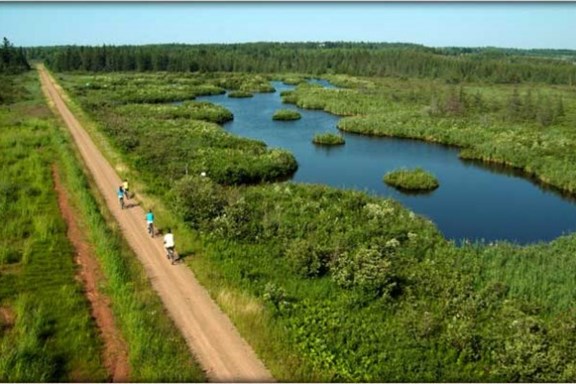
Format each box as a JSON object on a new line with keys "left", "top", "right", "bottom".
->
{"left": 163, "top": 233, "right": 174, "bottom": 248}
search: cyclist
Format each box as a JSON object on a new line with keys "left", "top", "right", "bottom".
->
{"left": 163, "top": 228, "right": 175, "bottom": 264}
{"left": 146, "top": 209, "right": 155, "bottom": 237}
{"left": 122, "top": 179, "right": 130, "bottom": 200}
{"left": 117, "top": 185, "right": 125, "bottom": 209}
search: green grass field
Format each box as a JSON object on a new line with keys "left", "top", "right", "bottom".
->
{"left": 0, "top": 71, "right": 205, "bottom": 381}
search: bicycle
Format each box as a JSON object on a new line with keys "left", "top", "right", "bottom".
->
{"left": 119, "top": 196, "right": 125, "bottom": 210}
{"left": 147, "top": 221, "right": 154, "bottom": 237}
{"left": 166, "top": 247, "right": 177, "bottom": 265}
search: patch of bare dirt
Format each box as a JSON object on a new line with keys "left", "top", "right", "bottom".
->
{"left": 52, "top": 165, "right": 130, "bottom": 382}
{"left": 0, "top": 306, "right": 15, "bottom": 332}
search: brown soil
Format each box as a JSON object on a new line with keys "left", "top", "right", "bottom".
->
{"left": 39, "top": 65, "right": 274, "bottom": 382}
{"left": 0, "top": 306, "right": 15, "bottom": 332}
{"left": 52, "top": 165, "right": 130, "bottom": 382}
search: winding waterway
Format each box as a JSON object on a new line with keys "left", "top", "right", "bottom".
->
{"left": 198, "top": 80, "right": 576, "bottom": 244}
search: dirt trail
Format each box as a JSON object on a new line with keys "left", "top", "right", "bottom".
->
{"left": 52, "top": 165, "right": 130, "bottom": 382}
{"left": 38, "top": 65, "right": 274, "bottom": 383}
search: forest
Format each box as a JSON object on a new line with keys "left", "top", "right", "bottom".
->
{"left": 28, "top": 41, "right": 576, "bottom": 85}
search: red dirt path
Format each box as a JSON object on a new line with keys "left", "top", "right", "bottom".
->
{"left": 52, "top": 165, "right": 130, "bottom": 382}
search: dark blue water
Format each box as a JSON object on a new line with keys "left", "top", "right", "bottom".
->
{"left": 198, "top": 80, "right": 576, "bottom": 244}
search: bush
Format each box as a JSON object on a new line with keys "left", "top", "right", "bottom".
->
{"left": 330, "top": 246, "right": 396, "bottom": 297}
{"left": 168, "top": 175, "right": 227, "bottom": 229}
{"left": 383, "top": 167, "right": 439, "bottom": 191}
{"left": 285, "top": 239, "right": 329, "bottom": 278}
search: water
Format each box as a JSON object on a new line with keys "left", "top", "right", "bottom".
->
{"left": 197, "top": 80, "right": 576, "bottom": 244}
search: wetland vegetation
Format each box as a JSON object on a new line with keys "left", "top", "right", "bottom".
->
{"left": 312, "top": 132, "right": 345, "bottom": 146}
{"left": 0, "top": 61, "right": 204, "bottom": 380}
{"left": 272, "top": 109, "right": 302, "bottom": 121}
{"left": 48, "top": 64, "right": 576, "bottom": 381}
{"left": 383, "top": 168, "right": 439, "bottom": 191}
{"left": 8, "top": 41, "right": 576, "bottom": 381}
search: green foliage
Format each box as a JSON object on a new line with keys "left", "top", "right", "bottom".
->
{"left": 0, "top": 75, "right": 106, "bottom": 381}
{"left": 228, "top": 90, "right": 253, "bottom": 98}
{"left": 284, "top": 239, "right": 327, "bottom": 278}
{"left": 272, "top": 109, "right": 302, "bottom": 121}
{"left": 383, "top": 168, "right": 439, "bottom": 191}
{"left": 330, "top": 246, "right": 395, "bottom": 297}
{"left": 312, "top": 132, "right": 345, "bottom": 146}
{"left": 32, "top": 41, "right": 576, "bottom": 85}
{"left": 168, "top": 175, "right": 227, "bottom": 229}
{"left": 116, "top": 101, "right": 233, "bottom": 124}
{"left": 50, "top": 70, "right": 576, "bottom": 382}
{"left": 0, "top": 37, "right": 30, "bottom": 74}
{"left": 57, "top": 73, "right": 298, "bottom": 186}
{"left": 283, "top": 75, "right": 576, "bottom": 194}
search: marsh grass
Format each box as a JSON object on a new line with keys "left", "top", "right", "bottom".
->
{"left": 383, "top": 168, "right": 439, "bottom": 191}
{"left": 228, "top": 90, "right": 254, "bottom": 98}
{"left": 272, "top": 109, "right": 302, "bottom": 121}
{"left": 53, "top": 70, "right": 576, "bottom": 382}
{"left": 312, "top": 132, "right": 345, "bottom": 146}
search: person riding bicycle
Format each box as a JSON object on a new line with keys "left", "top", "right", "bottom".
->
{"left": 163, "top": 228, "right": 175, "bottom": 263}
{"left": 117, "top": 185, "right": 125, "bottom": 208}
{"left": 122, "top": 179, "right": 130, "bottom": 199}
{"left": 146, "top": 209, "right": 155, "bottom": 236}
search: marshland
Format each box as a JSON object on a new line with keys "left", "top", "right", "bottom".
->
{"left": 3, "top": 39, "right": 576, "bottom": 381}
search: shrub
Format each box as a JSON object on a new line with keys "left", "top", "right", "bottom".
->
{"left": 285, "top": 239, "right": 328, "bottom": 278}
{"left": 383, "top": 167, "right": 439, "bottom": 191}
{"left": 330, "top": 246, "right": 396, "bottom": 297}
{"left": 168, "top": 175, "right": 227, "bottom": 229}
{"left": 272, "top": 109, "right": 302, "bottom": 121}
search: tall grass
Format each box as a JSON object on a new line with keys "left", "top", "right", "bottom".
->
{"left": 0, "top": 74, "right": 107, "bottom": 381}
{"left": 1, "top": 70, "right": 205, "bottom": 382}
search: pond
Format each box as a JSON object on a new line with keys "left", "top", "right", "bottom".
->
{"left": 197, "top": 81, "right": 576, "bottom": 244}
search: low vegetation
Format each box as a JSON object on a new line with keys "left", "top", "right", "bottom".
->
{"left": 383, "top": 168, "right": 439, "bottom": 191}
{"left": 312, "top": 132, "right": 345, "bottom": 146}
{"left": 272, "top": 109, "right": 302, "bottom": 121}
{"left": 56, "top": 73, "right": 297, "bottom": 186}
{"left": 0, "top": 70, "right": 204, "bottom": 381}
{"left": 53, "top": 70, "right": 576, "bottom": 382}
{"left": 0, "top": 72, "right": 106, "bottom": 381}
{"left": 283, "top": 75, "right": 576, "bottom": 194}
{"left": 228, "top": 90, "right": 253, "bottom": 98}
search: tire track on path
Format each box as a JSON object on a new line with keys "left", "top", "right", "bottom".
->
{"left": 38, "top": 65, "right": 274, "bottom": 383}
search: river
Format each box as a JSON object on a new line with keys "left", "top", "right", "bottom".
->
{"left": 197, "top": 80, "right": 576, "bottom": 244}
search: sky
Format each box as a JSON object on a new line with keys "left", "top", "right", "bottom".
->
{"left": 1, "top": 2, "right": 576, "bottom": 50}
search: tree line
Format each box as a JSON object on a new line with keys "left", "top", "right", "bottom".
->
{"left": 1, "top": 37, "right": 30, "bottom": 74}
{"left": 0, "top": 38, "right": 30, "bottom": 104}
{"left": 27, "top": 42, "right": 576, "bottom": 85}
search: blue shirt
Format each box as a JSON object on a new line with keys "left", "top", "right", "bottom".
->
{"left": 117, "top": 189, "right": 124, "bottom": 198}
{"left": 146, "top": 212, "right": 154, "bottom": 222}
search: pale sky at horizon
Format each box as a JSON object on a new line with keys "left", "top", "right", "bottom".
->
{"left": 1, "top": 2, "right": 576, "bottom": 50}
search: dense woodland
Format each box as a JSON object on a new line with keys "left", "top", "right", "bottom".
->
{"left": 28, "top": 42, "right": 576, "bottom": 85}
{"left": 0, "top": 38, "right": 30, "bottom": 104}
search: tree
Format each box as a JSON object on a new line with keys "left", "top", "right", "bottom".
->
{"left": 0, "top": 37, "right": 30, "bottom": 73}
